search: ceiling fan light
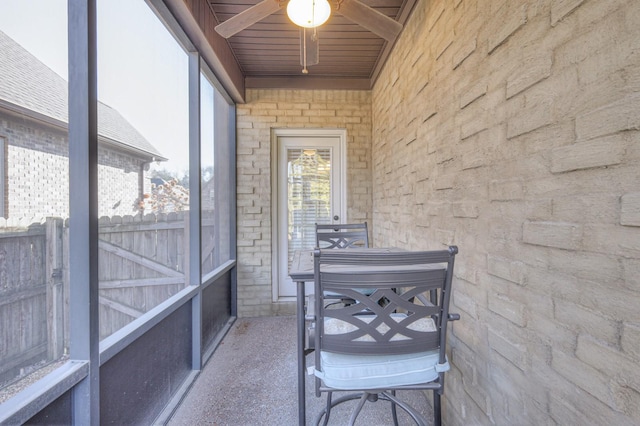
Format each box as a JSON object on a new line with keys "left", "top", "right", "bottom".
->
{"left": 287, "top": 0, "right": 331, "bottom": 28}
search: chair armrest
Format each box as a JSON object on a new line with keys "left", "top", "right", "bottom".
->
{"left": 306, "top": 294, "right": 316, "bottom": 321}
{"left": 306, "top": 322, "right": 315, "bottom": 350}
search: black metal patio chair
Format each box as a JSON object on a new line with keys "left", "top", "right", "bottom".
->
{"left": 315, "top": 222, "right": 369, "bottom": 249}
{"left": 311, "top": 247, "right": 459, "bottom": 426}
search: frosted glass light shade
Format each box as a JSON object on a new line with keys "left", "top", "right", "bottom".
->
{"left": 287, "top": 0, "right": 331, "bottom": 28}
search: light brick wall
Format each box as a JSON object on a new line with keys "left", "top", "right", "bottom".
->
{"left": 2, "top": 114, "right": 149, "bottom": 219}
{"left": 372, "top": 0, "right": 640, "bottom": 424}
{"left": 236, "top": 89, "right": 372, "bottom": 317}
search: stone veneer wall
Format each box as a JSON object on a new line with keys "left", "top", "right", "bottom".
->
{"left": 236, "top": 89, "right": 372, "bottom": 317}
{"left": 372, "top": 0, "right": 640, "bottom": 424}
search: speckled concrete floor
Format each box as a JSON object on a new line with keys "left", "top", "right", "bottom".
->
{"left": 167, "top": 315, "right": 433, "bottom": 426}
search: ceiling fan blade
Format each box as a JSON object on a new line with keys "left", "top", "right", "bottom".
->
{"left": 214, "top": 0, "right": 282, "bottom": 38}
{"left": 300, "top": 28, "right": 320, "bottom": 69}
{"left": 338, "top": 0, "right": 403, "bottom": 42}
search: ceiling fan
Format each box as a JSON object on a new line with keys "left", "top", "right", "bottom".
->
{"left": 214, "top": 0, "right": 403, "bottom": 73}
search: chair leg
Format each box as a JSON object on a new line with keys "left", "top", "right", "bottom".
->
{"left": 314, "top": 392, "right": 363, "bottom": 426}
{"left": 390, "top": 390, "right": 399, "bottom": 426}
{"left": 433, "top": 390, "right": 442, "bottom": 426}
{"left": 349, "top": 392, "right": 371, "bottom": 426}
{"left": 316, "top": 391, "right": 429, "bottom": 426}
{"left": 321, "top": 391, "right": 333, "bottom": 426}
{"left": 380, "top": 391, "right": 428, "bottom": 426}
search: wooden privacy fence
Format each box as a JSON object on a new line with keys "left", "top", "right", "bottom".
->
{"left": 97, "top": 213, "right": 189, "bottom": 338}
{"left": 0, "top": 212, "right": 208, "bottom": 386}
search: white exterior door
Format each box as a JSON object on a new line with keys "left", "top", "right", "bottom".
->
{"left": 273, "top": 129, "right": 346, "bottom": 299}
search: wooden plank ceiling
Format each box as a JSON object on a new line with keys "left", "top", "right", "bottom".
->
{"left": 206, "top": 0, "right": 417, "bottom": 90}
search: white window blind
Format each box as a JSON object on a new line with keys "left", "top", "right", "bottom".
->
{"left": 287, "top": 148, "right": 332, "bottom": 263}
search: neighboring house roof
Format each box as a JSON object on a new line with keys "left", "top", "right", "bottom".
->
{"left": 0, "top": 30, "right": 166, "bottom": 161}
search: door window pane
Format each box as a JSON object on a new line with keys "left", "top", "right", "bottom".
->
{"left": 287, "top": 148, "right": 332, "bottom": 259}
{"left": 0, "top": 0, "right": 69, "bottom": 402}
{"left": 97, "top": 0, "right": 189, "bottom": 340}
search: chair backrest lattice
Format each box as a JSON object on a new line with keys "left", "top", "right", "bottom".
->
{"left": 315, "top": 222, "right": 369, "bottom": 249}
{"left": 313, "top": 247, "right": 457, "bottom": 358}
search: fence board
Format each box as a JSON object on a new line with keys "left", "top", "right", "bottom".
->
{"left": 0, "top": 286, "right": 45, "bottom": 307}
{"left": 46, "top": 218, "right": 64, "bottom": 359}
{"left": 100, "top": 276, "right": 184, "bottom": 289}
{"left": 99, "top": 296, "right": 143, "bottom": 319}
{"left": 98, "top": 241, "right": 182, "bottom": 277}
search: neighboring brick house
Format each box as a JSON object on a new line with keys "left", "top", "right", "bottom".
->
{"left": 0, "top": 30, "right": 166, "bottom": 219}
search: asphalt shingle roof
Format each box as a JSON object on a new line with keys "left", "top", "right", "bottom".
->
{"left": 0, "top": 30, "right": 165, "bottom": 160}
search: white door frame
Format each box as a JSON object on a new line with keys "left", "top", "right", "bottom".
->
{"left": 271, "top": 128, "right": 347, "bottom": 302}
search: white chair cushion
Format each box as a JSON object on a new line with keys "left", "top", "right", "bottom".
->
{"left": 315, "top": 349, "right": 447, "bottom": 390}
{"left": 315, "top": 316, "right": 448, "bottom": 390}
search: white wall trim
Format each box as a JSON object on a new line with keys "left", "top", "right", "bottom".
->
{"left": 270, "top": 128, "right": 347, "bottom": 302}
